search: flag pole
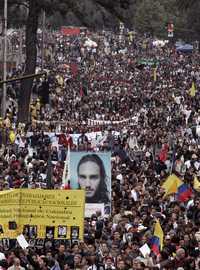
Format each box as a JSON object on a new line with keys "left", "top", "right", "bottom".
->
{"left": 62, "top": 145, "right": 70, "bottom": 186}
{"left": 170, "top": 140, "right": 176, "bottom": 175}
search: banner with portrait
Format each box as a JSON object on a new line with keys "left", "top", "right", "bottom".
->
{"left": 69, "top": 152, "right": 111, "bottom": 216}
{"left": 0, "top": 189, "right": 85, "bottom": 240}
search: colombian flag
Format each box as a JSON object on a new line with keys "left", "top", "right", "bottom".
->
{"left": 176, "top": 183, "right": 192, "bottom": 202}
{"left": 151, "top": 220, "right": 164, "bottom": 255}
{"left": 162, "top": 174, "right": 182, "bottom": 197}
{"left": 162, "top": 174, "right": 192, "bottom": 202}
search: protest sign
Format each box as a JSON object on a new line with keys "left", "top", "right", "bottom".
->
{"left": 61, "top": 27, "right": 80, "bottom": 36}
{"left": 139, "top": 243, "right": 151, "bottom": 258}
{"left": 85, "top": 203, "right": 104, "bottom": 218}
{"left": 17, "top": 234, "right": 29, "bottom": 249}
{"left": 0, "top": 189, "right": 85, "bottom": 240}
{"left": 69, "top": 152, "right": 111, "bottom": 215}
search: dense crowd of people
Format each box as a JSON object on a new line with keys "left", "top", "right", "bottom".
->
{"left": 0, "top": 25, "right": 200, "bottom": 270}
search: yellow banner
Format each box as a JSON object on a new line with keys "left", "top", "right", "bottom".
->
{"left": 0, "top": 189, "right": 85, "bottom": 240}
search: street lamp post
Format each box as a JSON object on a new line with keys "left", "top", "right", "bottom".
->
{"left": 41, "top": 11, "right": 46, "bottom": 70}
{"left": 19, "top": 28, "right": 23, "bottom": 67}
{"left": 1, "top": 0, "right": 7, "bottom": 117}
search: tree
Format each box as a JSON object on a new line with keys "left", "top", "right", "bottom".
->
{"left": 17, "top": 0, "right": 40, "bottom": 124}
{"left": 134, "top": 0, "right": 167, "bottom": 37}
{"left": 176, "top": 0, "right": 200, "bottom": 41}
{"left": 176, "top": 0, "right": 197, "bottom": 9}
{"left": 184, "top": 1, "right": 200, "bottom": 41}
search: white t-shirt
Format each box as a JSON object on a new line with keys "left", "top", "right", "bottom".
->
{"left": 0, "top": 252, "right": 5, "bottom": 260}
{"left": 131, "top": 189, "right": 139, "bottom": 201}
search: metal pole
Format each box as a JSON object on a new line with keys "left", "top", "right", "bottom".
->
{"left": 41, "top": 11, "right": 45, "bottom": 70}
{"left": 19, "top": 28, "right": 23, "bottom": 67}
{"left": 1, "top": 0, "right": 7, "bottom": 117}
{"left": 0, "top": 72, "right": 47, "bottom": 85}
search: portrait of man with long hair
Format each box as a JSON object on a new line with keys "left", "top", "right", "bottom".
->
{"left": 77, "top": 154, "right": 110, "bottom": 204}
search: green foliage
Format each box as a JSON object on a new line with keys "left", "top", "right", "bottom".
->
{"left": 176, "top": 0, "right": 197, "bottom": 10}
{"left": 134, "top": 0, "right": 167, "bottom": 37}
{"left": 0, "top": 0, "right": 136, "bottom": 29}
{"left": 185, "top": 1, "right": 200, "bottom": 41}
{"left": 0, "top": 0, "right": 200, "bottom": 40}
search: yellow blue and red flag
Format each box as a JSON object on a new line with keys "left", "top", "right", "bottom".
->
{"left": 151, "top": 220, "right": 164, "bottom": 255}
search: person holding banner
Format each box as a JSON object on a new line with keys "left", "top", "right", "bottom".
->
{"left": 77, "top": 154, "right": 110, "bottom": 205}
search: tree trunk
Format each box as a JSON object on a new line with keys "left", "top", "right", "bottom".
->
{"left": 18, "top": 0, "right": 39, "bottom": 124}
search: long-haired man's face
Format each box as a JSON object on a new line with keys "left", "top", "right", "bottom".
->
{"left": 78, "top": 161, "right": 101, "bottom": 198}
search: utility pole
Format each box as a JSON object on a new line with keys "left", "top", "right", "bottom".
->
{"left": 1, "top": 0, "right": 7, "bottom": 117}
{"left": 41, "top": 11, "right": 45, "bottom": 70}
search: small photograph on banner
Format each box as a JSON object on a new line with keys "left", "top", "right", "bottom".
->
{"left": 46, "top": 226, "right": 55, "bottom": 239}
{"left": 57, "top": 226, "right": 67, "bottom": 239}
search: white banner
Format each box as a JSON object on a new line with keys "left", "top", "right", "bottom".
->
{"left": 33, "top": 115, "right": 139, "bottom": 127}
{"left": 27, "top": 131, "right": 120, "bottom": 147}
{"left": 85, "top": 203, "right": 105, "bottom": 218}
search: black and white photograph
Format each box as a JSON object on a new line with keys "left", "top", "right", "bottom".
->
{"left": 46, "top": 226, "right": 55, "bottom": 239}
{"left": 69, "top": 152, "right": 111, "bottom": 215}
{"left": 23, "top": 225, "right": 37, "bottom": 239}
{"left": 58, "top": 226, "right": 67, "bottom": 238}
{"left": 70, "top": 226, "right": 79, "bottom": 240}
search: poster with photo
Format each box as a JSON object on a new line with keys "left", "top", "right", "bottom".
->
{"left": 0, "top": 189, "right": 85, "bottom": 240}
{"left": 69, "top": 152, "right": 111, "bottom": 215}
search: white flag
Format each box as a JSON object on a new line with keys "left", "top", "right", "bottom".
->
{"left": 62, "top": 145, "right": 70, "bottom": 186}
